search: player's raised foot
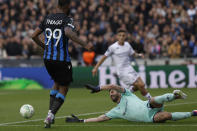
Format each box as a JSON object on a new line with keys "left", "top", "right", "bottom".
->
{"left": 44, "top": 113, "right": 54, "bottom": 128}
{"left": 173, "top": 90, "right": 187, "bottom": 99}
{"left": 192, "top": 110, "right": 197, "bottom": 116}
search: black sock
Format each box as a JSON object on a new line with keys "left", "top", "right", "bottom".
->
{"left": 49, "top": 90, "right": 59, "bottom": 111}
{"left": 51, "top": 97, "right": 64, "bottom": 115}
{"left": 49, "top": 95, "right": 56, "bottom": 110}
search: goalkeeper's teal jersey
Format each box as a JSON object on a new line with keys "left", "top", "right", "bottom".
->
{"left": 105, "top": 89, "right": 163, "bottom": 122}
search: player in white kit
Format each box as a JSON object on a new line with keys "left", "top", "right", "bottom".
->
{"left": 92, "top": 28, "right": 151, "bottom": 99}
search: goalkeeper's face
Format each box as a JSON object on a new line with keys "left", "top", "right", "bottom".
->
{"left": 109, "top": 89, "right": 121, "bottom": 103}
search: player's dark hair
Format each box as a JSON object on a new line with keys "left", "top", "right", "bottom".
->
{"left": 58, "top": 0, "right": 71, "bottom": 7}
{"left": 117, "top": 28, "right": 127, "bottom": 34}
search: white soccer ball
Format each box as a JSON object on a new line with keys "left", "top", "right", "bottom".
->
{"left": 20, "top": 104, "right": 34, "bottom": 119}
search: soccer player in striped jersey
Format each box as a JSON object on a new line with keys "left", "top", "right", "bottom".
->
{"left": 31, "top": 0, "right": 93, "bottom": 128}
{"left": 66, "top": 84, "right": 197, "bottom": 123}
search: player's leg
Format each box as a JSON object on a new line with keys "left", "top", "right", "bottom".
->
{"left": 51, "top": 85, "right": 69, "bottom": 115}
{"left": 44, "top": 60, "right": 59, "bottom": 127}
{"left": 49, "top": 61, "right": 72, "bottom": 115}
{"left": 133, "top": 77, "right": 151, "bottom": 99}
{"left": 44, "top": 60, "right": 59, "bottom": 113}
{"left": 47, "top": 82, "right": 59, "bottom": 124}
{"left": 150, "top": 90, "right": 192, "bottom": 123}
{"left": 44, "top": 61, "right": 72, "bottom": 128}
{"left": 119, "top": 79, "right": 130, "bottom": 89}
{"left": 49, "top": 82, "right": 59, "bottom": 112}
{"left": 153, "top": 112, "right": 172, "bottom": 122}
{"left": 45, "top": 85, "right": 69, "bottom": 128}
{"left": 129, "top": 85, "right": 138, "bottom": 92}
{"left": 154, "top": 111, "right": 196, "bottom": 123}
{"left": 119, "top": 70, "right": 151, "bottom": 99}
{"left": 150, "top": 90, "right": 187, "bottom": 107}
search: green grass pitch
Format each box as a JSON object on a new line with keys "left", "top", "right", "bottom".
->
{"left": 0, "top": 88, "right": 197, "bottom": 131}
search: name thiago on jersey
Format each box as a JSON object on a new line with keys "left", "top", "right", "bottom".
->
{"left": 46, "top": 19, "right": 63, "bottom": 25}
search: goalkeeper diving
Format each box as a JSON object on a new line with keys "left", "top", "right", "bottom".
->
{"left": 66, "top": 84, "right": 197, "bottom": 123}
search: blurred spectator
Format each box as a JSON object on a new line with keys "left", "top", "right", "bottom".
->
{"left": 94, "top": 36, "right": 108, "bottom": 55}
{"left": 193, "top": 42, "right": 197, "bottom": 57}
{"left": 0, "top": 38, "right": 7, "bottom": 58}
{"left": 187, "top": 4, "right": 196, "bottom": 20}
{"left": 168, "top": 40, "right": 181, "bottom": 58}
{"left": 181, "top": 39, "right": 191, "bottom": 58}
{"left": 149, "top": 38, "right": 160, "bottom": 59}
{"left": 0, "top": 0, "right": 196, "bottom": 62}
{"left": 4, "top": 36, "right": 23, "bottom": 57}
{"left": 22, "top": 37, "right": 42, "bottom": 59}
{"left": 68, "top": 44, "right": 78, "bottom": 60}
{"left": 189, "top": 35, "right": 195, "bottom": 51}
{"left": 160, "top": 40, "right": 169, "bottom": 58}
{"left": 130, "top": 38, "right": 144, "bottom": 54}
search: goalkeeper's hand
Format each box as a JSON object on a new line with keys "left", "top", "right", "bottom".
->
{"left": 66, "top": 114, "right": 84, "bottom": 123}
{"left": 85, "top": 84, "right": 100, "bottom": 93}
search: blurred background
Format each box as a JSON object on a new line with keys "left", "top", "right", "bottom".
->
{"left": 0, "top": 0, "right": 197, "bottom": 89}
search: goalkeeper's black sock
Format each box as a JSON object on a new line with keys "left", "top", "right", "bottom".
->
{"left": 49, "top": 90, "right": 58, "bottom": 110}
{"left": 51, "top": 93, "right": 65, "bottom": 115}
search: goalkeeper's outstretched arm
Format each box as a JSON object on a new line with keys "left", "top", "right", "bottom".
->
{"left": 84, "top": 115, "right": 111, "bottom": 123}
{"left": 66, "top": 114, "right": 111, "bottom": 123}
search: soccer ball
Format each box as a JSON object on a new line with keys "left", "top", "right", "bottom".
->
{"left": 20, "top": 104, "right": 34, "bottom": 119}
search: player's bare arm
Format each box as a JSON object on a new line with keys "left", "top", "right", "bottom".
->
{"left": 84, "top": 115, "right": 111, "bottom": 123}
{"left": 66, "top": 114, "right": 110, "bottom": 123}
{"left": 31, "top": 28, "right": 45, "bottom": 49}
{"left": 64, "top": 27, "right": 93, "bottom": 50}
{"left": 92, "top": 55, "right": 107, "bottom": 76}
{"left": 100, "top": 84, "right": 125, "bottom": 93}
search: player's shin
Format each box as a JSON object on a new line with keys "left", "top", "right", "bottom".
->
{"left": 49, "top": 89, "right": 59, "bottom": 111}
{"left": 51, "top": 93, "right": 65, "bottom": 115}
{"left": 154, "top": 93, "right": 175, "bottom": 104}
{"left": 171, "top": 112, "right": 192, "bottom": 121}
{"left": 133, "top": 79, "right": 152, "bottom": 99}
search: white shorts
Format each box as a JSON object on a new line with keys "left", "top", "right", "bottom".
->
{"left": 119, "top": 70, "right": 139, "bottom": 89}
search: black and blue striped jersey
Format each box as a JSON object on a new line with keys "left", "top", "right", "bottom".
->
{"left": 39, "top": 13, "right": 75, "bottom": 62}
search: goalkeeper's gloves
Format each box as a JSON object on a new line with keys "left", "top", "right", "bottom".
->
{"left": 66, "top": 114, "right": 84, "bottom": 123}
{"left": 85, "top": 84, "right": 100, "bottom": 93}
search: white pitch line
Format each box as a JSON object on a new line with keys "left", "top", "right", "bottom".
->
{"left": 0, "top": 92, "right": 27, "bottom": 95}
{"left": 1, "top": 124, "right": 197, "bottom": 127}
{"left": 0, "top": 101, "right": 197, "bottom": 126}
{"left": 0, "top": 92, "right": 14, "bottom": 95}
{"left": 0, "top": 111, "right": 106, "bottom": 126}
{"left": 0, "top": 125, "right": 42, "bottom": 127}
